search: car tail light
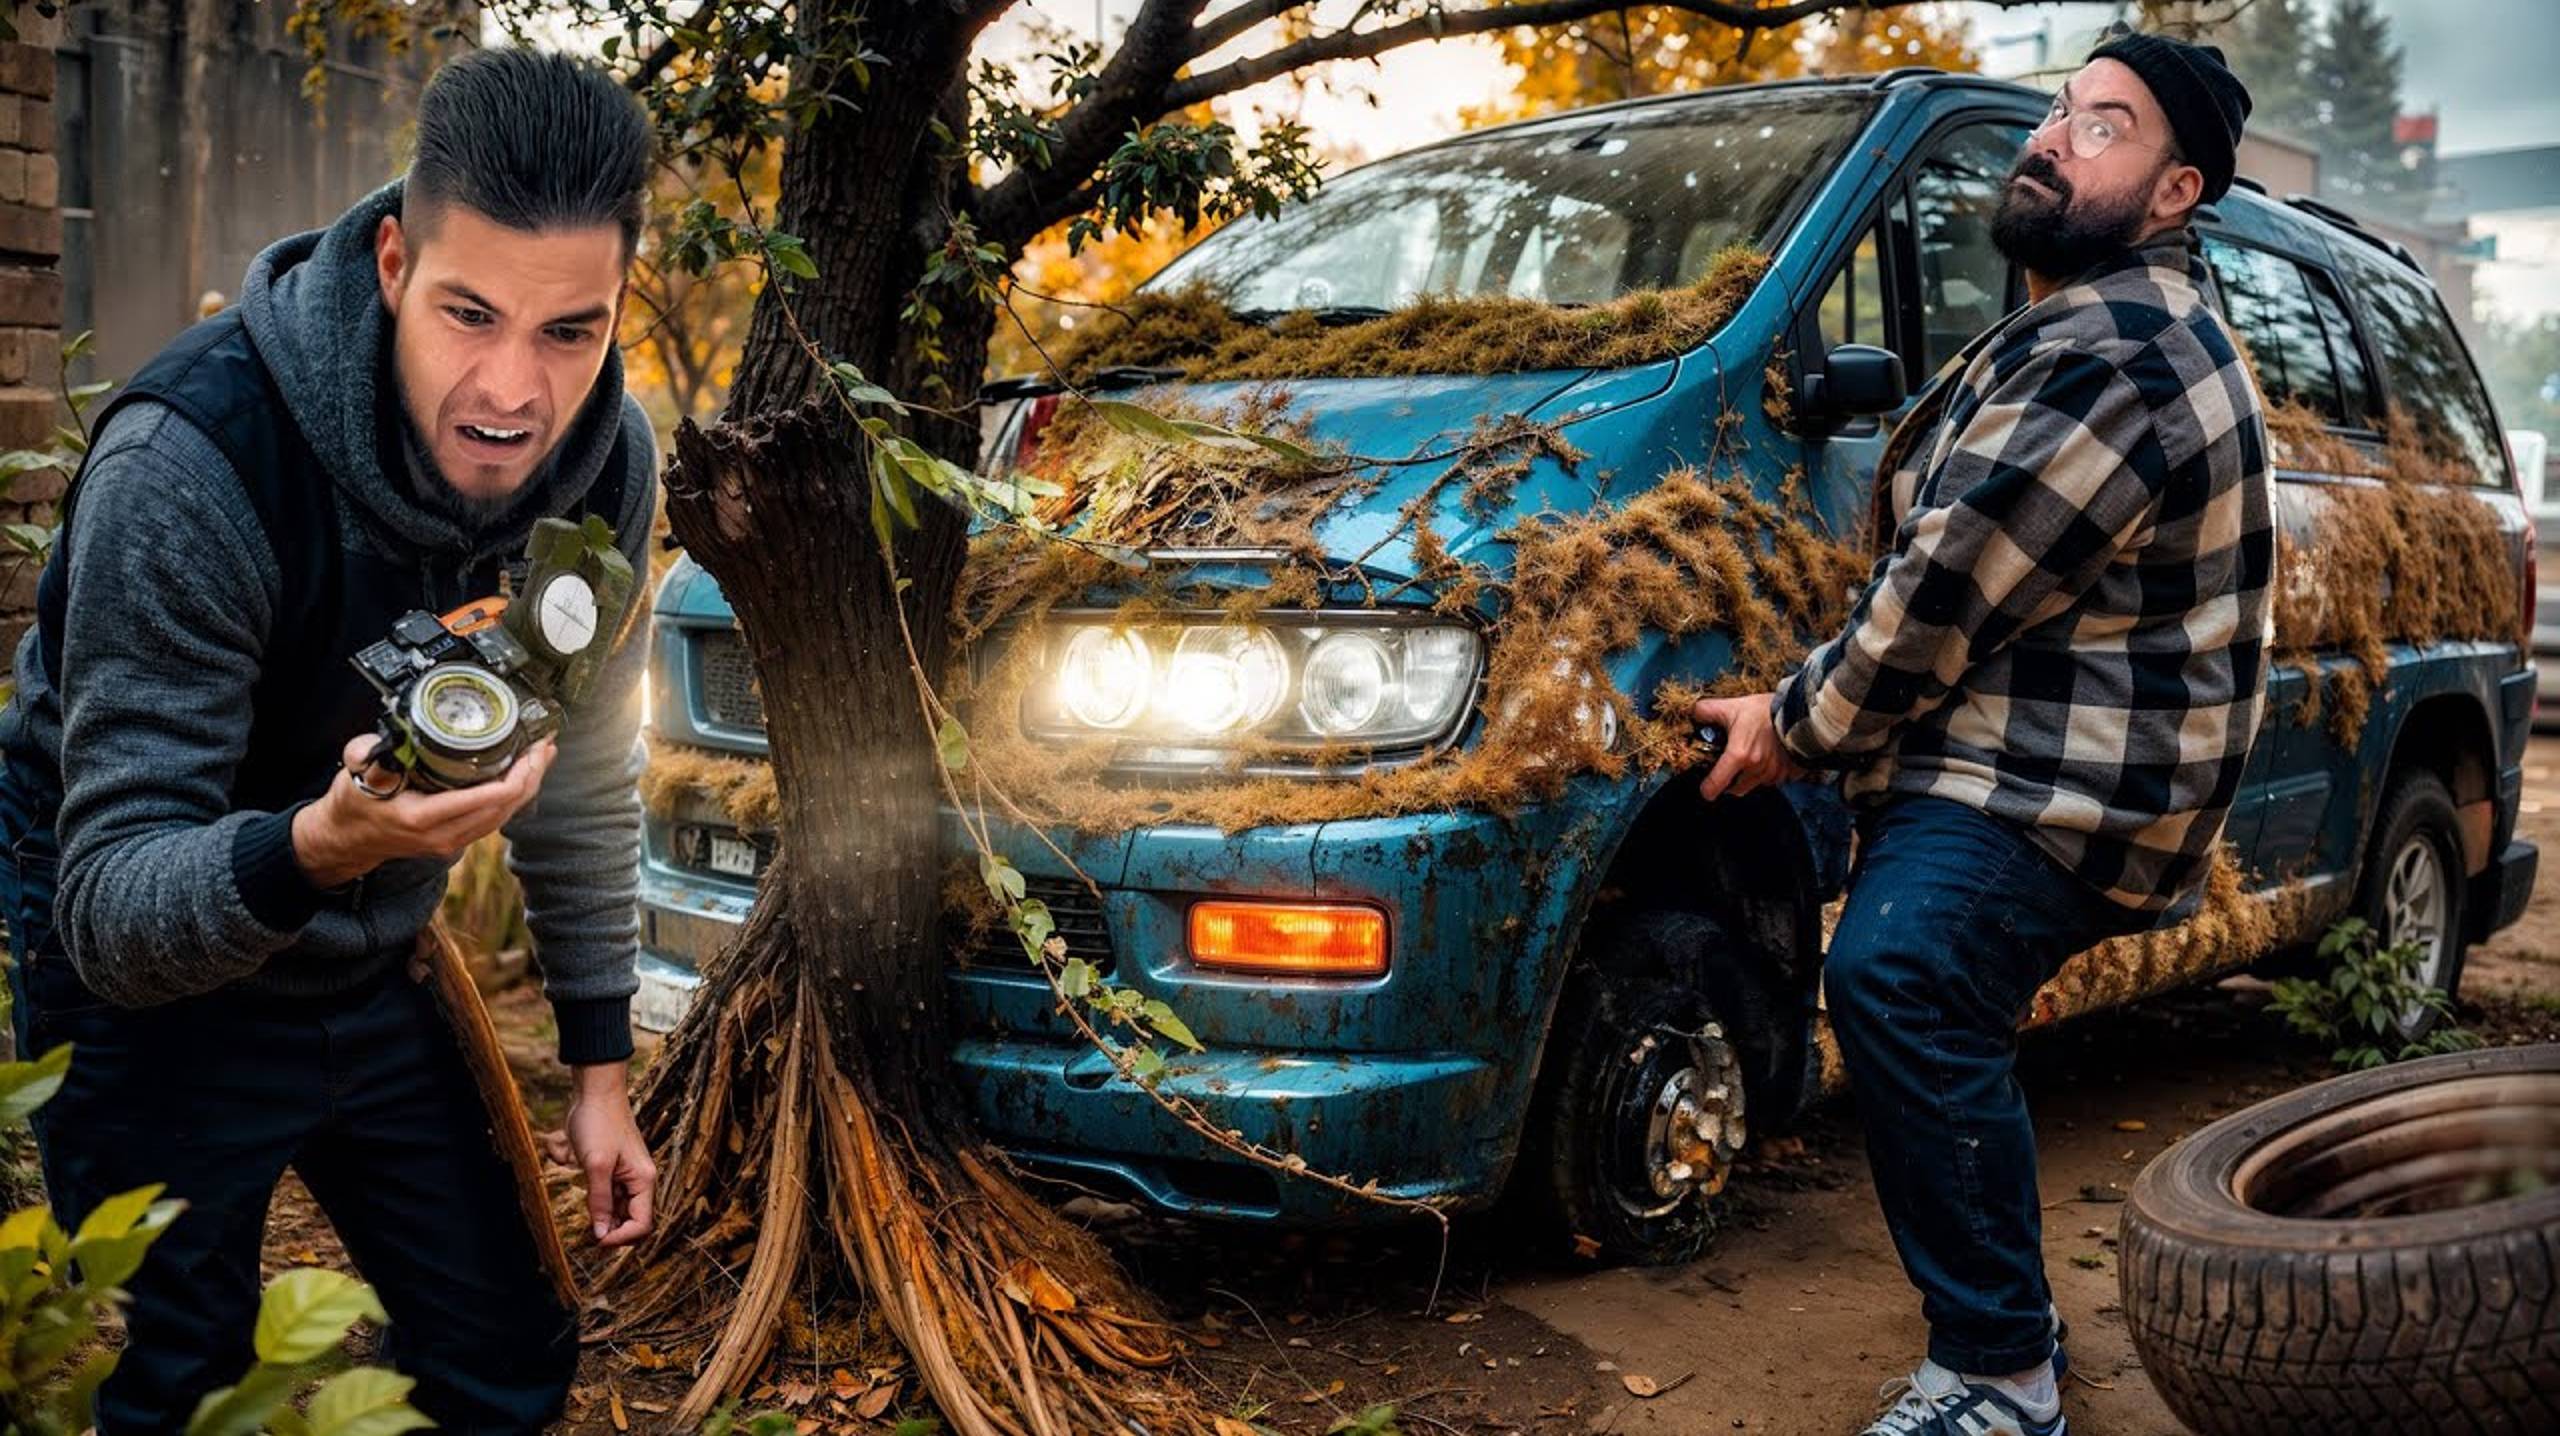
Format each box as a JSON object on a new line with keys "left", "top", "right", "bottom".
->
{"left": 1012, "top": 393, "right": 1061, "bottom": 471}
{"left": 1188, "top": 901, "right": 1387, "bottom": 977}
{"left": 2523, "top": 510, "right": 2538, "bottom": 666}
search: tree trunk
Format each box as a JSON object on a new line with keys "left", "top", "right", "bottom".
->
{"left": 597, "top": 5, "right": 1211, "bottom": 1429}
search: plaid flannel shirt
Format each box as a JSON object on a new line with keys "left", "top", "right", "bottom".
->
{"left": 1772, "top": 231, "right": 2274, "bottom": 921}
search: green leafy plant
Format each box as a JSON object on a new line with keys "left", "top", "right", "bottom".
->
{"left": 0, "top": 1019, "right": 423, "bottom": 1434}
{"left": 2267, "top": 917, "right": 2481, "bottom": 1070}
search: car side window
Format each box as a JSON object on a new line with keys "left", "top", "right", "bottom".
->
{"left": 1907, "top": 122, "right": 2027, "bottom": 377}
{"left": 1816, "top": 220, "right": 1887, "bottom": 353}
{"left": 2338, "top": 246, "right": 2511, "bottom": 487}
{"left": 2203, "top": 236, "right": 2347, "bottom": 424}
{"left": 2301, "top": 264, "right": 2377, "bottom": 426}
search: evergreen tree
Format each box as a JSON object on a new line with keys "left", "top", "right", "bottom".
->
{"left": 2309, "top": 0, "right": 2416, "bottom": 211}
{"left": 2214, "top": 0, "right": 2316, "bottom": 138}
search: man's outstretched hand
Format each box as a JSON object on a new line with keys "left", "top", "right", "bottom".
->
{"left": 1693, "top": 692, "right": 1804, "bottom": 801}
{"left": 292, "top": 734, "right": 557, "bottom": 888}
{"left": 565, "top": 1063, "right": 656, "bottom": 1247}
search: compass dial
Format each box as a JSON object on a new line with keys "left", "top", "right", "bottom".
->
{"left": 536, "top": 572, "right": 600, "bottom": 656}
{"left": 411, "top": 665, "right": 518, "bottom": 750}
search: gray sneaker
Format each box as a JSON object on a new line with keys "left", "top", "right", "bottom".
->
{"left": 1860, "top": 1361, "right": 2065, "bottom": 1436}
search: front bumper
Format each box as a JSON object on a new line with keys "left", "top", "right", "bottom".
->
{"left": 635, "top": 790, "right": 1628, "bottom": 1223}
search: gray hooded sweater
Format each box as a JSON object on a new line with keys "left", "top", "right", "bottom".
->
{"left": 2, "top": 181, "right": 656, "bottom": 1065}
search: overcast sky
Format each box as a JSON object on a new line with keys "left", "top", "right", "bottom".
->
{"left": 1961, "top": 0, "right": 2560, "bottom": 156}
{"left": 985, "top": 0, "right": 2560, "bottom": 163}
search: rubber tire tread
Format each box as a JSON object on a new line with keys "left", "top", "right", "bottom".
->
{"left": 2352, "top": 768, "right": 2471, "bottom": 1039}
{"left": 2118, "top": 1045, "right": 2560, "bottom": 1435}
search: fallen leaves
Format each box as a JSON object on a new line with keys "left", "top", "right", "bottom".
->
{"left": 999, "top": 1258, "right": 1078, "bottom": 1313}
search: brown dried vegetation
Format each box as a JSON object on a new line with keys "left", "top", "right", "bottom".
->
{"left": 1046, "top": 247, "right": 1771, "bottom": 384}
{"left": 2262, "top": 398, "right": 2523, "bottom": 745}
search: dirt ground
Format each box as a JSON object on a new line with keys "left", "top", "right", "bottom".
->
{"left": 256, "top": 738, "right": 2560, "bottom": 1436}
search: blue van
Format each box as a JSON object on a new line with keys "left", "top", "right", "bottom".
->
{"left": 635, "top": 70, "right": 2538, "bottom": 1262}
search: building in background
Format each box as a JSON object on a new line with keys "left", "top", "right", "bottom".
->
{"left": 54, "top": 0, "right": 469, "bottom": 384}
{"left": 2432, "top": 145, "right": 2560, "bottom": 324}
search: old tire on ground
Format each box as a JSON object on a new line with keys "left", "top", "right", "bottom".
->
{"left": 1523, "top": 910, "right": 1749, "bottom": 1266}
{"left": 2119, "top": 1043, "right": 2560, "bottom": 1435}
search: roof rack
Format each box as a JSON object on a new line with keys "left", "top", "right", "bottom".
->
{"left": 2230, "top": 174, "right": 2268, "bottom": 196}
{"left": 2280, "top": 193, "right": 2423, "bottom": 272}
{"left": 1867, "top": 66, "right": 1947, "bottom": 89}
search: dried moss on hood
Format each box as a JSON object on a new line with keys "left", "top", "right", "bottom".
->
{"left": 943, "top": 439, "right": 1869, "bottom": 836}
{"left": 1047, "top": 247, "right": 1770, "bottom": 384}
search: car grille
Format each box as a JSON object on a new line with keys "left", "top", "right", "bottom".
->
{"left": 695, "top": 629, "right": 765, "bottom": 730}
{"left": 952, "top": 875, "right": 1115, "bottom": 975}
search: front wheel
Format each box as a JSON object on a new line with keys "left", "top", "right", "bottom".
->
{"left": 1524, "top": 912, "right": 1749, "bottom": 1266}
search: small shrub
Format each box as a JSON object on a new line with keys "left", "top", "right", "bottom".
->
{"left": 2267, "top": 917, "right": 2480, "bottom": 1070}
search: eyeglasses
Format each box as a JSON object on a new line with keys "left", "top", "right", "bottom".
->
{"left": 2032, "top": 95, "right": 2171, "bottom": 162}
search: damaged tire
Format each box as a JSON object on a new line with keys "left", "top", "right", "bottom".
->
{"left": 2120, "top": 1043, "right": 2560, "bottom": 1436}
{"left": 1523, "top": 911, "right": 1750, "bottom": 1266}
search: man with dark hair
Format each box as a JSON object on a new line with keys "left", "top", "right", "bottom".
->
{"left": 1694, "top": 34, "right": 2271, "bottom": 1436}
{"left": 0, "top": 48, "right": 658, "bottom": 1431}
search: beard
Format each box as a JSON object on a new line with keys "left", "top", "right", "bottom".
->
{"left": 1990, "top": 150, "right": 2157, "bottom": 281}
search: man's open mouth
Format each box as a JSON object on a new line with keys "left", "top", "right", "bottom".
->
{"left": 458, "top": 423, "right": 536, "bottom": 451}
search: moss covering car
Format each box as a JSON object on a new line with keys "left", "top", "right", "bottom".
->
{"left": 637, "top": 70, "right": 2538, "bottom": 1262}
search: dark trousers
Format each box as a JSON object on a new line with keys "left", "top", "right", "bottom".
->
{"left": 1824, "top": 796, "right": 2152, "bottom": 1376}
{"left": 5, "top": 939, "right": 579, "bottom": 1433}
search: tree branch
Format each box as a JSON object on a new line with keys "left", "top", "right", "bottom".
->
{"left": 624, "top": 0, "right": 721, "bottom": 95}
{"left": 1189, "top": 0, "right": 1313, "bottom": 61}
{"left": 1165, "top": 0, "right": 2046, "bottom": 109}
{"left": 974, "top": 0, "right": 1219, "bottom": 249}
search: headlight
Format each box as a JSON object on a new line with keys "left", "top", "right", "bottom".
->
{"left": 1059, "top": 626, "right": 1153, "bottom": 729}
{"left": 1164, "top": 626, "right": 1287, "bottom": 735}
{"left": 1023, "top": 614, "right": 1482, "bottom": 761}
{"left": 1301, "top": 632, "right": 1392, "bottom": 736}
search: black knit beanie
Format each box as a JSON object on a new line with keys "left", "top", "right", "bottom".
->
{"left": 2086, "top": 32, "right": 2254, "bottom": 202}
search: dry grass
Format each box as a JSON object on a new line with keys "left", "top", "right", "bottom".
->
{"left": 2264, "top": 399, "right": 2522, "bottom": 747}
{"left": 640, "top": 737, "right": 780, "bottom": 830}
{"left": 1047, "top": 247, "right": 1770, "bottom": 384}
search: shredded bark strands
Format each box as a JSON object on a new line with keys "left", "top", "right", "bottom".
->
{"left": 1045, "top": 247, "right": 1770, "bottom": 384}
{"left": 943, "top": 454, "right": 1869, "bottom": 836}
{"left": 2262, "top": 399, "right": 2523, "bottom": 746}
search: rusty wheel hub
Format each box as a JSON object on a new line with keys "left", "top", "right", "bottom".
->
{"left": 1620, "top": 1023, "right": 1748, "bottom": 1217}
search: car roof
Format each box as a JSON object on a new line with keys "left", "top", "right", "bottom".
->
{"left": 1422, "top": 69, "right": 2425, "bottom": 284}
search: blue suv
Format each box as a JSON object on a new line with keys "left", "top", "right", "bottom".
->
{"left": 635, "top": 70, "right": 2538, "bottom": 1262}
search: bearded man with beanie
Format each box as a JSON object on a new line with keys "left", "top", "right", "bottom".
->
{"left": 1693, "top": 33, "right": 2271, "bottom": 1436}
{"left": 0, "top": 50, "right": 660, "bottom": 1431}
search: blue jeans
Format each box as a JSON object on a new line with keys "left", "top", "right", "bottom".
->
{"left": 2, "top": 846, "right": 578, "bottom": 1433}
{"left": 1824, "top": 796, "right": 2152, "bottom": 1375}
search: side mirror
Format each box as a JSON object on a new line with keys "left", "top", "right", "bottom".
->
{"left": 1814, "top": 343, "right": 1907, "bottom": 418}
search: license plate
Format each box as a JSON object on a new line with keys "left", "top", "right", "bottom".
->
{"left": 708, "top": 833, "right": 759, "bottom": 878}
{"left": 632, "top": 965, "right": 699, "bottom": 1033}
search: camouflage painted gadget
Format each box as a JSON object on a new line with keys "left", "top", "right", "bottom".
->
{"left": 351, "top": 515, "right": 637, "bottom": 795}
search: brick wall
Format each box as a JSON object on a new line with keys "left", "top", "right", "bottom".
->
{"left": 0, "top": 1, "right": 56, "bottom": 655}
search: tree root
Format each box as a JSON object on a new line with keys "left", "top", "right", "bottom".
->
{"left": 595, "top": 920, "right": 1220, "bottom": 1434}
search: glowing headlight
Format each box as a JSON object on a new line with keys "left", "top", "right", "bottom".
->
{"left": 1301, "top": 633, "right": 1392, "bottom": 736}
{"left": 1163, "top": 626, "right": 1288, "bottom": 735}
{"left": 1059, "top": 626, "right": 1153, "bottom": 729}
{"left": 1025, "top": 615, "right": 1482, "bottom": 762}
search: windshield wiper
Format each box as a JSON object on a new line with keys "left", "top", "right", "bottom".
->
{"left": 1231, "top": 304, "right": 1394, "bottom": 327}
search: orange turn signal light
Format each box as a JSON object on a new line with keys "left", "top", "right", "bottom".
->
{"left": 1188, "top": 901, "right": 1388, "bottom": 977}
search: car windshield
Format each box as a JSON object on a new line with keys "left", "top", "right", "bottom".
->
{"left": 1146, "top": 90, "right": 1873, "bottom": 312}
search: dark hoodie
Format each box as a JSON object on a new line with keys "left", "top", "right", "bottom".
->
{"left": 1, "top": 181, "right": 657, "bottom": 1064}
